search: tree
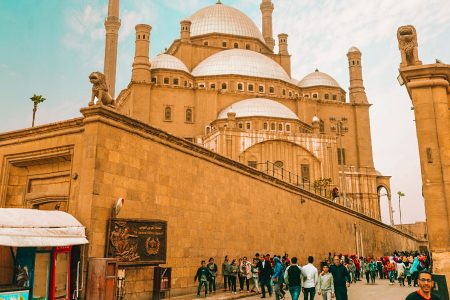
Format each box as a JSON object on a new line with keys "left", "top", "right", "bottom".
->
{"left": 30, "top": 94, "right": 46, "bottom": 127}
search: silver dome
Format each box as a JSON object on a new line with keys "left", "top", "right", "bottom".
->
{"left": 151, "top": 54, "right": 190, "bottom": 73}
{"left": 192, "top": 49, "right": 291, "bottom": 82}
{"left": 348, "top": 46, "right": 361, "bottom": 53}
{"left": 298, "top": 69, "right": 341, "bottom": 88}
{"left": 217, "top": 98, "right": 299, "bottom": 120}
{"left": 190, "top": 3, "right": 265, "bottom": 42}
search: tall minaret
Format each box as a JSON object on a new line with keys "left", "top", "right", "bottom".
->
{"left": 260, "top": 0, "right": 275, "bottom": 51}
{"left": 104, "top": 0, "right": 121, "bottom": 98}
{"left": 347, "top": 46, "right": 368, "bottom": 104}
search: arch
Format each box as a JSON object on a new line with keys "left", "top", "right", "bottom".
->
{"left": 377, "top": 185, "right": 393, "bottom": 226}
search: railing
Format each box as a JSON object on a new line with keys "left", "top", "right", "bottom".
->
{"left": 254, "top": 161, "right": 376, "bottom": 218}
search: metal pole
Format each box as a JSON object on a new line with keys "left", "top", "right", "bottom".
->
{"left": 398, "top": 194, "right": 403, "bottom": 226}
{"left": 387, "top": 194, "right": 394, "bottom": 226}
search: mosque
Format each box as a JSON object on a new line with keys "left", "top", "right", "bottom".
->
{"left": 0, "top": 0, "right": 422, "bottom": 298}
{"left": 112, "top": 0, "right": 392, "bottom": 221}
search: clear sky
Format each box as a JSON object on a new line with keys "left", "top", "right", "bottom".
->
{"left": 1, "top": 0, "right": 449, "bottom": 225}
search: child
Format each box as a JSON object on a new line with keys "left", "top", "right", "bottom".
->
{"left": 405, "top": 259, "right": 412, "bottom": 287}
{"left": 369, "top": 259, "right": 377, "bottom": 284}
{"left": 194, "top": 260, "right": 211, "bottom": 298}
{"left": 317, "top": 264, "right": 335, "bottom": 300}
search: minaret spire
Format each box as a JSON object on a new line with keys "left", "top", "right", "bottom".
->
{"left": 104, "top": 0, "right": 121, "bottom": 98}
{"left": 347, "top": 47, "right": 368, "bottom": 104}
{"left": 260, "top": 0, "right": 275, "bottom": 51}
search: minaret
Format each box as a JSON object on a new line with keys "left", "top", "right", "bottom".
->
{"left": 180, "top": 19, "right": 191, "bottom": 43}
{"left": 132, "top": 24, "right": 152, "bottom": 83}
{"left": 347, "top": 46, "right": 368, "bottom": 104}
{"left": 260, "top": 0, "right": 275, "bottom": 51}
{"left": 278, "top": 33, "right": 289, "bottom": 55}
{"left": 104, "top": 0, "right": 121, "bottom": 98}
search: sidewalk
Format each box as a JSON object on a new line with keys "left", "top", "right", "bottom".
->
{"left": 171, "top": 289, "right": 260, "bottom": 300}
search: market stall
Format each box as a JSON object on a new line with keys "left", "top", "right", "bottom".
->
{"left": 0, "top": 208, "right": 88, "bottom": 300}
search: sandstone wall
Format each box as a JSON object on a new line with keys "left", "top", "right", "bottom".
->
{"left": 0, "top": 108, "right": 419, "bottom": 299}
{"left": 79, "top": 107, "right": 418, "bottom": 298}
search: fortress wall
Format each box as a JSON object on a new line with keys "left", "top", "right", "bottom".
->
{"left": 80, "top": 107, "right": 418, "bottom": 298}
{"left": 0, "top": 108, "right": 418, "bottom": 299}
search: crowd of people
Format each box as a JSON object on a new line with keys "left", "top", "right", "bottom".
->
{"left": 194, "top": 250, "right": 438, "bottom": 300}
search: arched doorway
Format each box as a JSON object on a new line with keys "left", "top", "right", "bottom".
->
{"left": 378, "top": 185, "right": 393, "bottom": 226}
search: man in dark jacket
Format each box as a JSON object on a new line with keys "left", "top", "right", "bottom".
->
{"left": 257, "top": 254, "right": 273, "bottom": 298}
{"left": 329, "top": 256, "right": 350, "bottom": 300}
{"left": 194, "top": 260, "right": 212, "bottom": 298}
{"left": 284, "top": 257, "right": 302, "bottom": 300}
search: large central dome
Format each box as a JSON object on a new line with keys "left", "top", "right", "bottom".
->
{"left": 192, "top": 49, "right": 291, "bottom": 82}
{"left": 190, "top": 3, "right": 265, "bottom": 43}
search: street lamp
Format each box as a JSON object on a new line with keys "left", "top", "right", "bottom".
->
{"left": 397, "top": 191, "right": 405, "bottom": 226}
{"left": 330, "top": 116, "right": 348, "bottom": 206}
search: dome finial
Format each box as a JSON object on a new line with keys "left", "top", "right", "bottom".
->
{"left": 216, "top": 0, "right": 222, "bottom": 4}
{"left": 315, "top": 68, "right": 319, "bottom": 72}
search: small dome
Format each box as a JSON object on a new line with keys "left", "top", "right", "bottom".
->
{"left": 218, "top": 98, "right": 299, "bottom": 120}
{"left": 298, "top": 69, "right": 340, "bottom": 88}
{"left": 192, "top": 49, "right": 291, "bottom": 82}
{"left": 312, "top": 116, "right": 320, "bottom": 123}
{"left": 151, "top": 54, "right": 190, "bottom": 73}
{"left": 190, "top": 3, "right": 265, "bottom": 42}
{"left": 348, "top": 46, "right": 361, "bottom": 53}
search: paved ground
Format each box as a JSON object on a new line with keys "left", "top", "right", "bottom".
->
{"left": 172, "top": 280, "right": 416, "bottom": 300}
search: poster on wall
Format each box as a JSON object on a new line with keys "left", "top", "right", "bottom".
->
{"left": 106, "top": 219, "right": 167, "bottom": 265}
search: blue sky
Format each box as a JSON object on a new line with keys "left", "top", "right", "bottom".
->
{"left": 1, "top": 0, "right": 449, "bottom": 224}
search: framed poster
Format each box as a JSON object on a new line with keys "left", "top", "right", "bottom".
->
{"left": 106, "top": 219, "right": 167, "bottom": 265}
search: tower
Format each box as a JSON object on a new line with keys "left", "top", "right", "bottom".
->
{"left": 278, "top": 33, "right": 289, "bottom": 55}
{"left": 132, "top": 24, "right": 152, "bottom": 83}
{"left": 347, "top": 47, "right": 368, "bottom": 104}
{"left": 180, "top": 19, "right": 192, "bottom": 43}
{"left": 260, "top": 0, "right": 275, "bottom": 51}
{"left": 104, "top": 0, "right": 121, "bottom": 98}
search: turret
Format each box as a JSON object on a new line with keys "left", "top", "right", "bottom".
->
{"left": 278, "top": 33, "right": 289, "bottom": 55}
{"left": 180, "top": 19, "right": 191, "bottom": 43}
{"left": 260, "top": 0, "right": 275, "bottom": 51}
{"left": 104, "top": 0, "right": 121, "bottom": 98}
{"left": 347, "top": 47, "right": 368, "bottom": 104}
{"left": 132, "top": 24, "right": 152, "bottom": 83}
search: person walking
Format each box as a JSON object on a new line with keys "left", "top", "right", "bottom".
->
{"left": 272, "top": 256, "right": 284, "bottom": 300}
{"left": 369, "top": 258, "right": 377, "bottom": 284}
{"left": 251, "top": 258, "right": 261, "bottom": 294}
{"left": 222, "top": 256, "right": 230, "bottom": 291}
{"left": 329, "top": 256, "right": 350, "bottom": 300}
{"left": 239, "top": 257, "right": 251, "bottom": 292}
{"left": 387, "top": 259, "right": 396, "bottom": 285}
{"left": 405, "top": 271, "right": 441, "bottom": 300}
{"left": 284, "top": 257, "right": 302, "bottom": 300}
{"left": 228, "top": 259, "right": 238, "bottom": 294}
{"left": 302, "top": 256, "right": 318, "bottom": 300}
{"left": 405, "top": 259, "right": 412, "bottom": 287}
{"left": 376, "top": 257, "right": 384, "bottom": 279}
{"left": 207, "top": 257, "right": 218, "bottom": 293}
{"left": 258, "top": 254, "right": 273, "bottom": 298}
{"left": 194, "top": 260, "right": 212, "bottom": 298}
{"left": 397, "top": 258, "right": 406, "bottom": 286}
{"left": 411, "top": 256, "right": 420, "bottom": 287}
{"left": 317, "top": 264, "right": 335, "bottom": 300}
{"left": 348, "top": 260, "right": 356, "bottom": 284}
{"left": 362, "top": 258, "right": 370, "bottom": 284}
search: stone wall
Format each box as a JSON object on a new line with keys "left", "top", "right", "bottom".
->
{"left": 0, "top": 107, "right": 419, "bottom": 299}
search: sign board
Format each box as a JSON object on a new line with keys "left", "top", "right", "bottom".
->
{"left": 0, "top": 290, "right": 29, "bottom": 300}
{"left": 106, "top": 219, "right": 167, "bottom": 265}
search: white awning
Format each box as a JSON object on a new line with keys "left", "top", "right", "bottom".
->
{"left": 0, "top": 208, "right": 89, "bottom": 247}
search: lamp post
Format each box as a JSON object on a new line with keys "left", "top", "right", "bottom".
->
{"left": 380, "top": 192, "right": 394, "bottom": 226}
{"left": 397, "top": 191, "right": 405, "bottom": 227}
{"left": 330, "top": 116, "right": 348, "bottom": 206}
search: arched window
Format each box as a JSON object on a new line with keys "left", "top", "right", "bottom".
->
{"left": 319, "top": 120, "right": 325, "bottom": 133}
{"left": 185, "top": 108, "right": 193, "bottom": 122}
{"left": 221, "top": 83, "right": 227, "bottom": 90}
{"left": 286, "top": 124, "right": 291, "bottom": 132}
{"left": 278, "top": 123, "right": 283, "bottom": 131}
{"left": 237, "top": 83, "right": 243, "bottom": 91}
{"left": 245, "top": 44, "right": 251, "bottom": 50}
{"left": 164, "top": 106, "right": 172, "bottom": 121}
{"left": 248, "top": 84, "right": 254, "bottom": 92}
{"left": 269, "top": 86, "right": 275, "bottom": 94}
{"left": 234, "top": 43, "right": 239, "bottom": 48}
{"left": 263, "top": 122, "right": 268, "bottom": 130}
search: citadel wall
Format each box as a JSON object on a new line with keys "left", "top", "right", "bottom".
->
{"left": 0, "top": 106, "right": 418, "bottom": 299}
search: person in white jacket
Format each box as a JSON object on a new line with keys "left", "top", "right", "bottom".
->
{"left": 302, "top": 256, "right": 318, "bottom": 300}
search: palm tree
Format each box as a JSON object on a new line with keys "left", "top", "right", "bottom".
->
{"left": 30, "top": 94, "right": 46, "bottom": 127}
